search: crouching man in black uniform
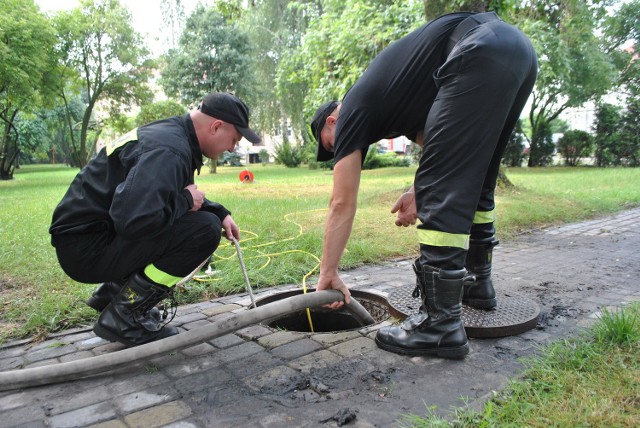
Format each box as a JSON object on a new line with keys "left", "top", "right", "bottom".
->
{"left": 50, "top": 92, "right": 261, "bottom": 347}
{"left": 310, "top": 12, "right": 537, "bottom": 358}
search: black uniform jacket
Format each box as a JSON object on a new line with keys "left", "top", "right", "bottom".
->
{"left": 50, "top": 114, "right": 230, "bottom": 246}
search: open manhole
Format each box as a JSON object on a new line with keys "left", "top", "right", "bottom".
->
{"left": 255, "top": 289, "right": 395, "bottom": 333}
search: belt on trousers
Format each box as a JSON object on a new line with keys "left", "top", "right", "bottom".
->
{"left": 445, "top": 12, "right": 501, "bottom": 55}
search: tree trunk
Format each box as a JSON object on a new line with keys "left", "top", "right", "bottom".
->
{"left": 497, "top": 166, "right": 514, "bottom": 190}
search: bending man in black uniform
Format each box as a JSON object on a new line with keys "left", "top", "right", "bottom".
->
{"left": 50, "top": 92, "right": 261, "bottom": 347}
{"left": 310, "top": 12, "right": 537, "bottom": 358}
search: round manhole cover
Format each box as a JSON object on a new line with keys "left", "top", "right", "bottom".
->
{"left": 388, "top": 286, "right": 539, "bottom": 338}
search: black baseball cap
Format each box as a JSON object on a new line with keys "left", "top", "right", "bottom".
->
{"left": 198, "top": 92, "right": 262, "bottom": 144}
{"left": 310, "top": 101, "right": 339, "bottom": 161}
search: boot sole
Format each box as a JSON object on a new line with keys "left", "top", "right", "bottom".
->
{"left": 93, "top": 323, "right": 137, "bottom": 347}
{"left": 93, "top": 323, "right": 178, "bottom": 347}
{"left": 375, "top": 337, "right": 469, "bottom": 359}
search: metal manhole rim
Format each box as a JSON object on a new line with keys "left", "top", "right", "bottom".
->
{"left": 388, "top": 286, "right": 540, "bottom": 338}
{"left": 254, "top": 288, "right": 394, "bottom": 333}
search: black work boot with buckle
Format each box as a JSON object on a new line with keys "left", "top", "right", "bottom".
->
{"left": 93, "top": 272, "right": 178, "bottom": 347}
{"left": 86, "top": 282, "right": 121, "bottom": 312}
{"left": 463, "top": 237, "right": 498, "bottom": 309}
{"left": 375, "top": 260, "right": 469, "bottom": 359}
{"left": 87, "top": 281, "right": 162, "bottom": 321}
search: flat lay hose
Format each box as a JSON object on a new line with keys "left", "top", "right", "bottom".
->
{"left": 0, "top": 290, "right": 374, "bottom": 391}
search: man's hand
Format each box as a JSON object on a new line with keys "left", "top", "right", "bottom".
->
{"left": 391, "top": 191, "right": 417, "bottom": 227}
{"left": 185, "top": 184, "right": 205, "bottom": 211}
{"left": 222, "top": 215, "right": 240, "bottom": 241}
{"left": 316, "top": 271, "right": 351, "bottom": 309}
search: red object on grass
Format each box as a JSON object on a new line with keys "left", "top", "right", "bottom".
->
{"left": 239, "top": 170, "right": 254, "bottom": 182}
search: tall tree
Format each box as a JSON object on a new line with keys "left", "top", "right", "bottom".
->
{"left": 53, "top": 0, "right": 153, "bottom": 168}
{"left": 276, "top": 0, "right": 423, "bottom": 144}
{"left": 0, "top": 0, "right": 58, "bottom": 179}
{"left": 242, "top": 0, "right": 318, "bottom": 141}
{"left": 160, "top": 4, "right": 254, "bottom": 105}
{"left": 510, "top": 0, "right": 617, "bottom": 166}
{"left": 160, "top": 0, "right": 186, "bottom": 52}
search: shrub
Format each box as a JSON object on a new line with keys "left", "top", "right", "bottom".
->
{"left": 363, "top": 148, "right": 410, "bottom": 170}
{"left": 219, "top": 149, "right": 243, "bottom": 166}
{"left": 274, "top": 138, "right": 303, "bottom": 168}
{"left": 502, "top": 120, "right": 527, "bottom": 167}
{"left": 593, "top": 103, "right": 623, "bottom": 167}
{"left": 529, "top": 121, "right": 556, "bottom": 166}
{"left": 557, "top": 130, "right": 594, "bottom": 166}
{"left": 258, "top": 149, "right": 270, "bottom": 165}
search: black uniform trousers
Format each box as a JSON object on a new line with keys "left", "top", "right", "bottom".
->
{"left": 54, "top": 211, "right": 221, "bottom": 286}
{"left": 415, "top": 13, "right": 538, "bottom": 269}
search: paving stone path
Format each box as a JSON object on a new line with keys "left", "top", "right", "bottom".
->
{"left": 1, "top": 208, "right": 639, "bottom": 427}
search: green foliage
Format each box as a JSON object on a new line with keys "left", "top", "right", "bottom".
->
{"left": 516, "top": 0, "right": 617, "bottom": 168}
{"left": 15, "top": 115, "right": 49, "bottom": 165}
{"left": 3, "top": 165, "right": 640, "bottom": 340}
{"left": 401, "top": 302, "right": 640, "bottom": 427}
{"left": 135, "top": 100, "right": 187, "bottom": 127}
{"left": 41, "top": 95, "right": 85, "bottom": 167}
{"left": 618, "top": 97, "right": 640, "bottom": 167}
{"left": 557, "top": 129, "right": 594, "bottom": 166}
{"left": 0, "top": 0, "right": 59, "bottom": 179}
{"left": 594, "top": 102, "right": 623, "bottom": 167}
{"left": 273, "top": 139, "right": 304, "bottom": 167}
{"left": 502, "top": 120, "right": 527, "bottom": 167}
{"left": 259, "top": 149, "right": 270, "bottom": 165}
{"left": 277, "top": 0, "right": 423, "bottom": 138}
{"left": 528, "top": 120, "right": 555, "bottom": 167}
{"left": 242, "top": 0, "right": 316, "bottom": 140}
{"left": 363, "top": 148, "right": 411, "bottom": 170}
{"left": 53, "top": 0, "right": 152, "bottom": 168}
{"left": 593, "top": 100, "right": 640, "bottom": 168}
{"left": 219, "top": 149, "right": 243, "bottom": 166}
{"left": 160, "top": 4, "right": 254, "bottom": 105}
{"left": 593, "top": 305, "right": 640, "bottom": 345}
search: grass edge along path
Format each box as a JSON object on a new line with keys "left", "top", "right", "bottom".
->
{"left": 1, "top": 165, "right": 640, "bottom": 342}
{"left": 400, "top": 302, "right": 640, "bottom": 428}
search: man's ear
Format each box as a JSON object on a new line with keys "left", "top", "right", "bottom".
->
{"left": 326, "top": 115, "right": 337, "bottom": 126}
{"left": 209, "top": 119, "right": 223, "bottom": 134}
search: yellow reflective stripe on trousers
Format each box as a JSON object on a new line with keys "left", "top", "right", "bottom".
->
{"left": 473, "top": 209, "right": 496, "bottom": 224}
{"left": 143, "top": 264, "right": 181, "bottom": 287}
{"left": 417, "top": 229, "right": 469, "bottom": 250}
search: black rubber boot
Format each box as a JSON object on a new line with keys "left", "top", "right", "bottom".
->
{"left": 375, "top": 260, "right": 469, "bottom": 359}
{"left": 86, "top": 282, "right": 121, "bottom": 312}
{"left": 93, "top": 272, "right": 178, "bottom": 347}
{"left": 464, "top": 237, "right": 498, "bottom": 309}
{"left": 87, "top": 282, "right": 162, "bottom": 321}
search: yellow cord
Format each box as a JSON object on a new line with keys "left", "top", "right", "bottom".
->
{"left": 192, "top": 208, "right": 327, "bottom": 332}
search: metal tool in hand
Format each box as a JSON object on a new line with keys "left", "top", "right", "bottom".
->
{"left": 232, "top": 237, "right": 256, "bottom": 308}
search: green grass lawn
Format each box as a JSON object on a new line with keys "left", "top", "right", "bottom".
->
{"left": 401, "top": 302, "right": 640, "bottom": 427}
{"left": 1, "top": 164, "right": 640, "bottom": 341}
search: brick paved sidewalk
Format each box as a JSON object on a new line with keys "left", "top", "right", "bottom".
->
{"left": 1, "top": 208, "right": 639, "bottom": 427}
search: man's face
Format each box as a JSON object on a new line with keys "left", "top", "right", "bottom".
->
{"left": 320, "top": 108, "right": 339, "bottom": 154}
{"left": 320, "top": 126, "right": 336, "bottom": 154}
{"left": 201, "top": 120, "right": 242, "bottom": 159}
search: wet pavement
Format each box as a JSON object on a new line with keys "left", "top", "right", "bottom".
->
{"left": 1, "top": 208, "right": 639, "bottom": 427}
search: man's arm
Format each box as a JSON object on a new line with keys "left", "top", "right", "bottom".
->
{"left": 316, "top": 150, "right": 363, "bottom": 308}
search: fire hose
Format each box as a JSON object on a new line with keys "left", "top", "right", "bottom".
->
{"left": 0, "top": 290, "right": 374, "bottom": 391}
